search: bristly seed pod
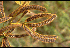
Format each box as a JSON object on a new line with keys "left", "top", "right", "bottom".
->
{"left": 25, "top": 14, "right": 57, "bottom": 27}
{"left": 8, "top": 4, "right": 47, "bottom": 18}
{"left": 25, "top": 13, "right": 52, "bottom": 22}
{"left": 33, "top": 32, "right": 58, "bottom": 39}
{"left": 0, "top": 16, "right": 12, "bottom": 23}
{"left": 0, "top": 1, "right": 5, "bottom": 17}
{"left": 23, "top": 25, "right": 58, "bottom": 43}
{"left": 20, "top": 5, "right": 47, "bottom": 13}
{"left": 15, "top": 1, "right": 31, "bottom": 6}
{"left": 7, "top": 34, "right": 29, "bottom": 38}
{"left": 17, "top": 10, "right": 28, "bottom": 22}
{"left": 15, "top": 5, "right": 47, "bottom": 19}
{"left": 6, "top": 28, "right": 14, "bottom": 34}
{"left": 1, "top": 37, "right": 11, "bottom": 47}
{"left": 0, "top": 23, "right": 22, "bottom": 34}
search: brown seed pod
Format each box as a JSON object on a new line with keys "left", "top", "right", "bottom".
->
{"left": 7, "top": 4, "right": 26, "bottom": 17}
{"left": 25, "top": 14, "right": 57, "bottom": 27}
{"left": 41, "top": 38, "right": 56, "bottom": 43}
{"left": 0, "top": 23, "right": 22, "bottom": 34}
{"left": 7, "top": 1, "right": 31, "bottom": 17}
{"left": 1, "top": 37, "right": 11, "bottom": 47}
{"left": 20, "top": 5, "right": 47, "bottom": 13}
{"left": 22, "top": 1, "right": 31, "bottom": 6}
{"left": 15, "top": 1, "right": 31, "bottom": 6}
{"left": 8, "top": 5, "right": 47, "bottom": 18}
{"left": 10, "top": 10, "right": 28, "bottom": 25}
{"left": 1, "top": 38, "right": 7, "bottom": 47}
{"left": 8, "top": 11, "right": 28, "bottom": 35}
{"left": 17, "top": 10, "right": 28, "bottom": 22}
{"left": 31, "top": 27, "right": 37, "bottom": 32}
{"left": 23, "top": 25, "right": 58, "bottom": 43}
{"left": 0, "top": 16, "right": 12, "bottom": 23}
{"left": 6, "top": 1, "right": 31, "bottom": 34}
{"left": 0, "top": 1, "right": 5, "bottom": 17}
{"left": 25, "top": 13, "right": 52, "bottom": 22}
{"left": 31, "top": 27, "right": 58, "bottom": 43}
{"left": 6, "top": 27, "right": 36, "bottom": 38}
{"left": 33, "top": 32, "right": 58, "bottom": 39}
{"left": 6, "top": 28, "right": 14, "bottom": 34}
{"left": 7, "top": 34, "right": 28, "bottom": 38}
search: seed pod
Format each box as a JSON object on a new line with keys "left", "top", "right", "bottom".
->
{"left": 15, "top": 1, "right": 31, "bottom": 6}
{"left": 23, "top": 25, "right": 58, "bottom": 43}
{"left": 33, "top": 31, "right": 58, "bottom": 39}
{"left": 6, "top": 28, "right": 14, "bottom": 34}
{"left": 8, "top": 5, "right": 47, "bottom": 23}
{"left": 7, "top": 1, "right": 31, "bottom": 17}
{"left": 15, "top": 1, "right": 25, "bottom": 5}
{"left": 22, "top": 1, "right": 31, "bottom": 6}
{"left": 20, "top": 5, "right": 47, "bottom": 13}
{"left": 9, "top": 11, "right": 29, "bottom": 24}
{"left": 17, "top": 10, "right": 28, "bottom": 22}
{"left": 1, "top": 37, "right": 11, "bottom": 47}
{"left": 9, "top": 5, "right": 47, "bottom": 17}
{"left": 31, "top": 27, "right": 36, "bottom": 32}
{"left": 25, "top": 14, "right": 57, "bottom": 27}
{"left": 25, "top": 13, "right": 52, "bottom": 22}
{"left": 0, "top": 23, "right": 22, "bottom": 34}
{"left": 7, "top": 34, "right": 28, "bottom": 38}
{"left": 0, "top": 16, "right": 12, "bottom": 23}
{"left": 7, "top": 3, "right": 28, "bottom": 17}
{"left": 0, "top": 1, "right": 5, "bottom": 17}
{"left": 41, "top": 38, "right": 56, "bottom": 43}
{"left": 31, "top": 27, "right": 58, "bottom": 43}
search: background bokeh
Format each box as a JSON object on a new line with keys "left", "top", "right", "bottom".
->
{"left": 0, "top": 1, "right": 70, "bottom": 47}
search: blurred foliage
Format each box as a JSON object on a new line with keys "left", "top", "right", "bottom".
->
{"left": 0, "top": 1, "right": 70, "bottom": 47}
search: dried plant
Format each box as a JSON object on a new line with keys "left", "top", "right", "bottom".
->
{"left": 0, "top": 1, "right": 58, "bottom": 47}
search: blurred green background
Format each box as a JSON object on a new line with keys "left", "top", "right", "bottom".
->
{"left": 0, "top": 1, "right": 70, "bottom": 47}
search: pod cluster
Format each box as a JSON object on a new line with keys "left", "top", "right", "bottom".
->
{"left": 24, "top": 25, "right": 58, "bottom": 43}
{"left": 0, "top": 1, "right": 58, "bottom": 47}
{"left": 25, "top": 14, "right": 57, "bottom": 27}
